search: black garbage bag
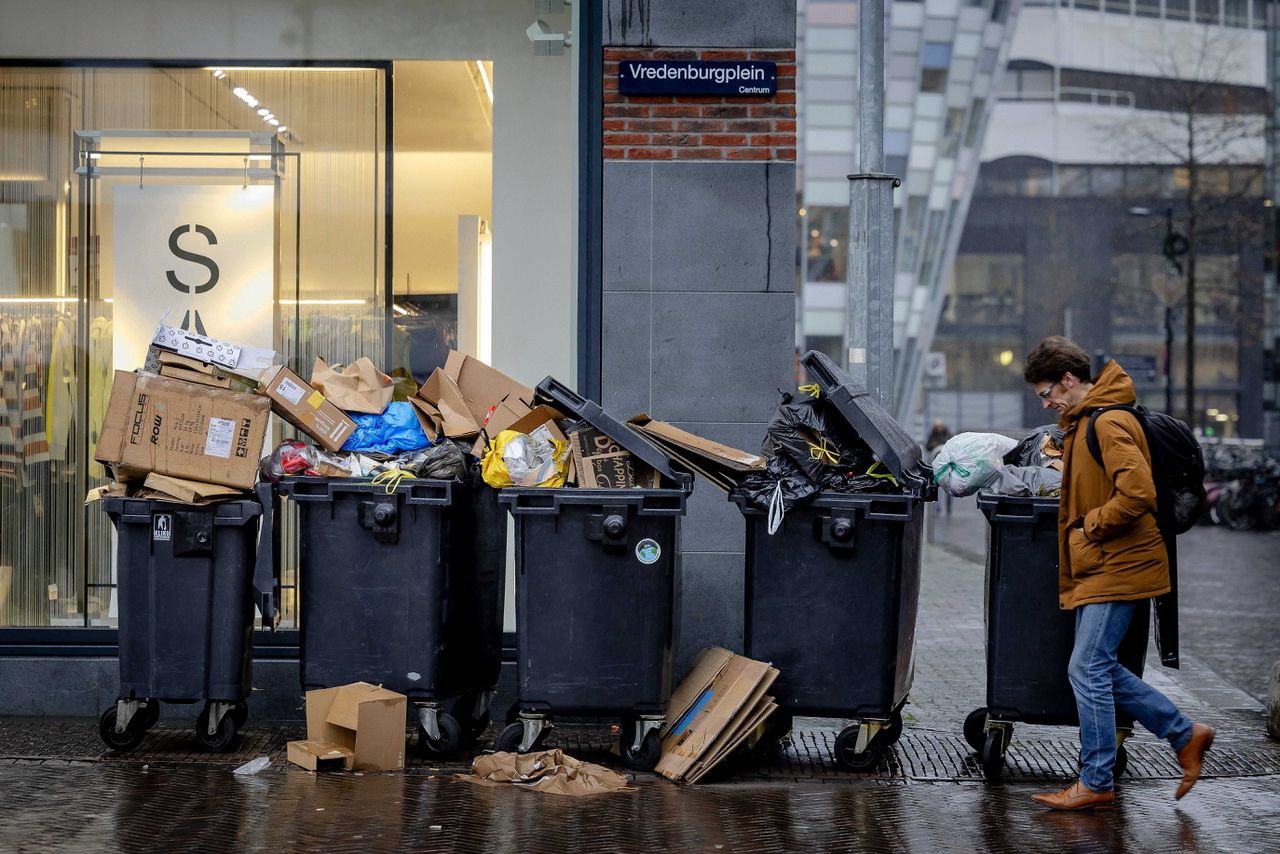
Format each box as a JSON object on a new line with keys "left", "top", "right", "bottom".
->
{"left": 763, "top": 392, "right": 878, "bottom": 490}
{"left": 738, "top": 454, "right": 820, "bottom": 512}
{"left": 1003, "top": 424, "right": 1066, "bottom": 468}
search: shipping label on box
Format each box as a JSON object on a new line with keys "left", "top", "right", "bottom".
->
{"left": 94, "top": 371, "right": 270, "bottom": 489}
{"left": 262, "top": 365, "right": 357, "bottom": 452}
{"left": 568, "top": 425, "right": 636, "bottom": 488}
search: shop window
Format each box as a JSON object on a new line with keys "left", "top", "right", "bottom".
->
{"left": 1124, "top": 166, "right": 1163, "bottom": 198}
{"left": 1229, "top": 166, "right": 1264, "bottom": 197}
{"left": 948, "top": 254, "right": 1024, "bottom": 325}
{"left": 1199, "top": 166, "right": 1231, "bottom": 197}
{"left": 1057, "top": 165, "right": 1092, "bottom": 197}
{"left": 1194, "top": 0, "right": 1221, "bottom": 25}
{"left": 1090, "top": 167, "right": 1125, "bottom": 197}
{"left": 0, "top": 61, "right": 498, "bottom": 631}
{"left": 803, "top": 207, "right": 849, "bottom": 284}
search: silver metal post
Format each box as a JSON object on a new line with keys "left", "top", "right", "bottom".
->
{"left": 845, "top": 0, "right": 897, "bottom": 408}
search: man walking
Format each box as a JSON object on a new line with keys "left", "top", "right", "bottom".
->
{"left": 1022, "top": 336, "right": 1214, "bottom": 810}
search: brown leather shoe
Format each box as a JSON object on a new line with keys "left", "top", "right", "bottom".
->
{"left": 1175, "top": 722, "right": 1215, "bottom": 800}
{"left": 1031, "top": 780, "right": 1115, "bottom": 811}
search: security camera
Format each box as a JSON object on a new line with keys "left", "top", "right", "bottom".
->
{"left": 534, "top": 0, "right": 571, "bottom": 14}
{"left": 526, "top": 19, "right": 573, "bottom": 56}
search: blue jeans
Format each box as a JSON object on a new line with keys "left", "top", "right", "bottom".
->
{"left": 1069, "top": 601, "right": 1194, "bottom": 792}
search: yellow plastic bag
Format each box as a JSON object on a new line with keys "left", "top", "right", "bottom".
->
{"left": 482, "top": 430, "right": 571, "bottom": 489}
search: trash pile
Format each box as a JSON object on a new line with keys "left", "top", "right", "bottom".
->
{"left": 88, "top": 314, "right": 697, "bottom": 504}
{"left": 932, "top": 425, "right": 1066, "bottom": 498}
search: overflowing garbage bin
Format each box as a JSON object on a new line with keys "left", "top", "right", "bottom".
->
{"left": 279, "top": 468, "right": 505, "bottom": 759}
{"left": 965, "top": 493, "right": 1152, "bottom": 778}
{"left": 732, "top": 351, "right": 936, "bottom": 771}
{"left": 98, "top": 484, "right": 278, "bottom": 752}
{"left": 494, "top": 377, "right": 694, "bottom": 772}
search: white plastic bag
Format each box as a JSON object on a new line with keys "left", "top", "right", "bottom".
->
{"left": 502, "top": 433, "right": 569, "bottom": 488}
{"left": 932, "top": 432, "right": 1018, "bottom": 497}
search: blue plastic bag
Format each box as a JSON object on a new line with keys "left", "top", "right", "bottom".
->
{"left": 340, "top": 401, "right": 429, "bottom": 455}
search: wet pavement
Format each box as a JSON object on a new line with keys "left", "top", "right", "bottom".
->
{"left": 2, "top": 532, "right": 1278, "bottom": 852}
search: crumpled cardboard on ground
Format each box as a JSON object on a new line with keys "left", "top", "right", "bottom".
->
{"left": 311, "top": 357, "right": 396, "bottom": 414}
{"left": 287, "top": 682, "right": 407, "bottom": 772}
{"left": 456, "top": 749, "right": 635, "bottom": 796}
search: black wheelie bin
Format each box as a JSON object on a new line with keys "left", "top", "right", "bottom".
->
{"left": 494, "top": 377, "right": 694, "bottom": 772}
{"left": 98, "top": 483, "right": 279, "bottom": 753}
{"left": 965, "top": 493, "right": 1158, "bottom": 778}
{"left": 732, "top": 350, "right": 936, "bottom": 772}
{"left": 278, "top": 466, "right": 505, "bottom": 759}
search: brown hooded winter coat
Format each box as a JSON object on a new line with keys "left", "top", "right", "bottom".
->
{"left": 1057, "top": 360, "right": 1171, "bottom": 609}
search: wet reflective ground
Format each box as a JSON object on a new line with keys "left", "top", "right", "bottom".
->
{"left": 1, "top": 762, "right": 1276, "bottom": 853}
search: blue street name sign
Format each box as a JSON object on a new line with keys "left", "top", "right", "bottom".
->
{"left": 617, "top": 60, "right": 777, "bottom": 97}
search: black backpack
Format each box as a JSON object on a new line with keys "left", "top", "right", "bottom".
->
{"left": 1085, "top": 404, "right": 1206, "bottom": 536}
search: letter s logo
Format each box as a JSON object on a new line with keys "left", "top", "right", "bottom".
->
{"left": 166, "top": 224, "right": 220, "bottom": 294}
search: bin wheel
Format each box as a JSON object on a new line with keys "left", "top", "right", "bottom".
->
{"left": 99, "top": 706, "right": 147, "bottom": 753}
{"left": 620, "top": 722, "right": 662, "bottom": 773}
{"left": 963, "top": 708, "right": 988, "bottom": 753}
{"left": 195, "top": 706, "right": 240, "bottom": 753}
{"left": 495, "top": 722, "right": 533, "bottom": 754}
{"left": 231, "top": 701, "right": 249, "bottom": 729}
{"left": 882, "top": 710, "right": 904, "bottom": 747}
{"left": 834, "top": 725, "right": 883, "bottom": 772}
{"left": 450, "top": 692, "right": 491, "bottom": 743}
{"left": 139, "top": 700, "right": 161, "bottom": 732}
{"left": 980, "top": 728, "right": 1005, "bottom": 779}
{"left": 1114, "top": 743, "right": 1129, "bottom": 779}
{"left": 417, "top": 712, "right": 463, "bottom": 759}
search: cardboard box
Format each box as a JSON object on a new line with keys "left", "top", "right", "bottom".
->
{"left": 151, "top": 324, "right": 277, "bottom": 381}
{"left": 144, "top": 347, "right": 256, "bottom": 392}
{"left": 287, "top": 739, "right": 355, "bottom": 772}
{"left": 413, "top": 368, "right": 481, "bottom": 442}
{"left": 261, "top": 365, "right": 357, "bottom": 452}
{"left": 629, "top": 415, "right": 763, "bottom": 493}
{"left": 288, "top": 682, "right": 407, "bottom": 773}
{"left": 568, "top": 424, "right": 636, "bottom": 489}
{"left": 444, "top": 350, "right": 535, "bottom": 428}
{"left": 95, "top": 371, "right": 270, "bottom": 489}
{"left": 140, "top": 473, "right": 246, "bottom": 504}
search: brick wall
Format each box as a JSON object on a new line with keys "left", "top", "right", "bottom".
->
{"left": 603, "top": 48, "right": 796, "bottom": 162}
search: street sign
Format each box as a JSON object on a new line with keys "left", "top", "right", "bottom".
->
{"left": 618, "top": 60, "right": 777, "bottom": 96}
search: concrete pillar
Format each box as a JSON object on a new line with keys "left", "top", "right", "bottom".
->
{"left": 600, "top": 0, "right": 798, "bottom": 674}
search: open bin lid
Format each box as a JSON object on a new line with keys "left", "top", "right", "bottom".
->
{"left": 534, "top": 376, "right": 694, "bottom": 492}
{"left": 799, "top": 350, "right": 936, "bottom": 499}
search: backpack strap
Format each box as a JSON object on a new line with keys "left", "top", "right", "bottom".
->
{"left": 1084, "top": 404, "right": 1141, "bottom": 472}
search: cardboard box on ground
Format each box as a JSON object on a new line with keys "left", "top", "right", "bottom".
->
{"left": 658, "top": 647, "right": 779, "bottom": 784}
{"left": 287, "top": 682, "right": 408, "bottom": 772}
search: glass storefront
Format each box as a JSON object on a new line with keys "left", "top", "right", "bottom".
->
{"left": 0, "top": 60, "right": 498, "bottom": 629}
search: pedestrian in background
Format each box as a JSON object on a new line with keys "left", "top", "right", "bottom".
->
{"left": 1022, "top": 336, "right": 1214, "bottom": 811}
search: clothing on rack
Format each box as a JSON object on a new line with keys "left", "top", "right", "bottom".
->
{"left": 45, "top": 315, "right": 77, "bottom": 463}
{"left": 0, "top": 319, "right": 19, "bottom": 476}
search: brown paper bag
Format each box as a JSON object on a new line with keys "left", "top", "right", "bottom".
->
{"left": 456, "top": 749, "right": 635, "bottom": 796}
{"left": 310, "top": 357, "right": 395, "bottom": 414}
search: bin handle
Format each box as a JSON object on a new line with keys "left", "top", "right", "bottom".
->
{"left": 252, "top": 483, "right": 281, "bottom": 631}
{"left": 405, "top": 481, "right": 452, "bottom": 505}
{"left": 640, "top": 493, "right": 685, "bottom": 515}
{"left": 281, "top": 478, "right": 334, "bottom": 502}
{"left": 863, "top": 499, "right": 914, "bottom": 521}
{"left": 507, "top": 492, "right": 561, "bottom": 515}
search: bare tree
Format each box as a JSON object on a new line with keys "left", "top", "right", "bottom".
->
{"left": 1098, "top": 24, "right": 1266, "bottom": 428}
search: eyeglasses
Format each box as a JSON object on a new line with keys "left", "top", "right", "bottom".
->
{"left": 1036, "top": 381, "right": 1063, "bottom": 401}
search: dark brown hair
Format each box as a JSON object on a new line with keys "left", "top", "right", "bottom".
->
{"left": 1023, "top": 336, "right": 1092, "bottom": 385}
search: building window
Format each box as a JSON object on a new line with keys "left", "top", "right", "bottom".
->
{"left": 920, "top": 42, "right": 952, "bottom": 94}
{"left": 1164, "top": 0, "right": 1192, "bottom": 20}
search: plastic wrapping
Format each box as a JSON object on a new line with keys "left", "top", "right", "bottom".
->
{"left": 340, "top": 401, "right": 430, "bottom": 455}
{"left": 932, "top": 433, "right": 1019, "bottom": 497}
{"left": 1003, "top": 424, "right": 1066, "bottom": 469}
{"left": 989, "top": 465, "right": 1063, "bottom": 497}
{"left": 481, "top": 430, "right": 570, "bottom": 488}
{"left": 763, "top": 393, "right": 878, "bottom": 490}
{"left": 737, "top": 455, "right": 820, "bottom": 513}
{"left": 370, "top": 441, "right": 470, "bottom": 481}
